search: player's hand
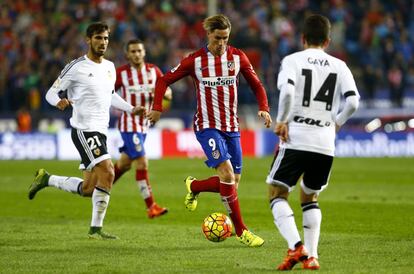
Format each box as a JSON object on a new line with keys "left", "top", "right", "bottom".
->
{"left": 56, "top": 98, "right": 72, "bottom": 110}
{"left": 258, "top": 111, "right": 272, "bottom": 128}
{"left": 131, "top": 106, "right": 147, "bottom": 116}
{"left": 147, "top": 110, "right": 162, "bottom": 124}
{"left": 335, "top": 123, "right": 341, "bottom": 133}
{"left": 274, "top": 122, "right": 289, "bottom": 142}
{"left": 163, "top": 87, "right": 173, "bottom": 101}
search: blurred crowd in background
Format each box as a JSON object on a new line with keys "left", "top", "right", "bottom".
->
{"left": 1, "top": 0, "right": 414, "bottom": 132}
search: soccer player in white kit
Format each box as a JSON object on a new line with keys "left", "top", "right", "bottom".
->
{"left": 28, "top": 22, "right": 145, "bottom": 239}
{"left": 266, "top": 15, "right": 360, "bottom": 270}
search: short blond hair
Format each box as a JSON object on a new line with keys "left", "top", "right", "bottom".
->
{"left": 203, "top": 14, "right": 231, "bottom": 33}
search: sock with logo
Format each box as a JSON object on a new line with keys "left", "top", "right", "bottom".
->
{"left": 91, "top": 187, "right": 110, "bottom": 227}
{"left": 302, "top": 202, "right": 321, "bottom": 258}
{"left": 136, "top": 169, "right": 154, "bottom": 208}
{"left": 270, "top": 198, "right": 302, "bottom": 250}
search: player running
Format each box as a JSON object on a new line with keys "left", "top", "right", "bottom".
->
{"left": 112, "top": 39, "right": 171, "bottom": 219}
{"left": 28, "top": 22, "right": 145, "bottom": 239}
{"left": 147, "top": 14, "right": 272, "bottom": 247}
{"left": 267, "top": 14, "right": 360, "bottom": 270}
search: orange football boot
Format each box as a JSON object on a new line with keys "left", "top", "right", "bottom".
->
{"left": 303, "top": 257, "right": 320, "bottom": 270}
{"left": 147, "top": 203, "right": 168, "bottom": 219}
{"left": 277, "top": 244, "right": 308, "bottom": 271}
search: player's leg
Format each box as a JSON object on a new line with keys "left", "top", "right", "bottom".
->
{"left": 28, "top": 128, "right": 101, "bottom": 200}
{"left": 113, "top": 152, "right": 132, "bottom": 184}
{"left": 28, "top": 169, "right": 84, "bottom": 199}
{"left": 88, "top": 158, "right": 117, "bottom": 239}
{"left": 300, "top": 152, "right": 333, "bottom": 270}
{"left": 184, "top": 130, "right": 224, "bottom": 211}
{"left": 133, "top": 155, "right": 168, "bottom": 218}
{"left": 266, "top": 148, "right": 308, "bottom": 270}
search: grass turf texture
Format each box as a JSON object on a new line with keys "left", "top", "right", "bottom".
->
{"left": 0, "top": 157, "right": 413, "bottom": 273}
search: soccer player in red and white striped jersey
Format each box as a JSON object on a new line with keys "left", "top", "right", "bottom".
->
{"left": 148, "top": 14, "right": 272, "bottom": 246}
{"left": 113, "top": 39, "right": 171, "bottom": 218}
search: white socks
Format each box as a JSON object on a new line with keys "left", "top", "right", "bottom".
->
{"left": 48, "top": 175, "right": 83, "bottom": 195}
{"left": 91, "top": 187, "right": 110, "bottom": 227}
{"left": 302, "top": 203, "right": 321, "bottom": 258}
{"left": 271, "top": 198, "right": 301, "bottom": 250}
{"left": 137, "top": 180, "right": 151, "bottom": 199}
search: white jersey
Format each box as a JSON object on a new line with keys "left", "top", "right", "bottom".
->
{"left": 277, "top": 48, "right": 359, "bottom": 156}
{"left": 47, "top": 55, "right": 117, "bottom": 135}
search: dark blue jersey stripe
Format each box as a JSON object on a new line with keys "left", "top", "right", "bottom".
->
{"left": 59, "top": 56, "right": 86, "bottom": 78}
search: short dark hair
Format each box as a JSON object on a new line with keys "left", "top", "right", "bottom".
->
{"left": 125, "top": 39, "right": 144, "bottom": 52}
{"left": 203, "top": 14, "right": 231, "bottom": 33}
{"left": 86, "top": 22, "right": 110, "bottom": 38}
{"left": 303, "top": 14, "right": 330, "bottom": 46}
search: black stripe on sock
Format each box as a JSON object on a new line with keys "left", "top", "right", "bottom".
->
{"left": 95, "top": 186, "right": 110, "bottom": 195}
{"left": 270, "top": 197, "right": 287, "bottom": 209}
{"left": 77, "top": 181, "right": 83, "bottom": 196}
{"left": 301, "top": 202, "right": 319, "bottom": 212}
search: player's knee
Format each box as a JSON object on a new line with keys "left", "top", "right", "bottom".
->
{"left": 134, "top": 157, "right": 147, "bottom": 170}
{"left": 268, "top": 185, "right": 289, "bottom": 200}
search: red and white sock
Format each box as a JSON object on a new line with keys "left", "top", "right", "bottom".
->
{"left": 113, "top": 163, "right": 126, "bottom": 184}
{"left": 190, "top": 176, "right": 220, "bottom": 194}
{"left": 136, "top": 169, "right": 154, "bottom": 208}
{"left": 220, "top": 181, "right": 247, "bottom": 236}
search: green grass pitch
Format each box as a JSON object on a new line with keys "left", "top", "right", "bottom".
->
{"left": 0, "top": 157, "right": 413, "bottom": 273}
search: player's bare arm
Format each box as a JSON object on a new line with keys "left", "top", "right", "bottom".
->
{"left": 258, "top": 111, "right": 272, "bottom": 128}
{"left": 56, "top": 98, "right": 72, "bottom": 110}
{"left": 274, "top": 122, "right": 289, "bottom": 142}
{"left": 147, "top": 110, "right": 161, "bottom": 124}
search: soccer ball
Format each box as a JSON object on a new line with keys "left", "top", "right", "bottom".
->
{"left": 202, "top": 212, "right": 233, "bottom": 242}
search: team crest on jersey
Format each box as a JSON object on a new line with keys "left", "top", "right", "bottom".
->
{"left": 52, "top": 78, "right": 61, "bottom": 88}
{"left": 227, "top": 61, "right": 235, "bottom": 71}
{"left": 212, "top": 150, "right": 220, "bottom": 159}
{"left": 93, "top": 148, "right": 101, "bottom": 156}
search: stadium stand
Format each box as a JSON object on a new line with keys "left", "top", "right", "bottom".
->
{"left": 0, "top": 0, "right": 413, "bottom": 131}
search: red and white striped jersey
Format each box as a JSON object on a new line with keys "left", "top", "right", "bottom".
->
{"left": 153, "top": 46, "right": 269, "bottom": 132}
{"left": 115, "top": 63, "right": 163, "bottom": 133}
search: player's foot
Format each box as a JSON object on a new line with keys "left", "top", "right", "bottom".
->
{"left": 147, "top": 203, "right": 168, "bottom": 219}
{"left": 277, "top": 244, "right": 308, "bottom": 271}
{"left": 303, "top": 257, "right": 320, "bottom": 270}
{"left": 28, "top": 169, "right": 50, "bottom": 200}
{"left": 184, "top": 176, "right": 198, "bottom": 211}
{"left": 88, "top": 227, "right": 119, "bottom": 240}
{"left": 236, "top": 230, "right": 264, "bottom": 247}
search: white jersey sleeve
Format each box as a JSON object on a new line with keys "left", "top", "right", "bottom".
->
{"left": 45, "top": 62, "right": 76, "bottom": 106}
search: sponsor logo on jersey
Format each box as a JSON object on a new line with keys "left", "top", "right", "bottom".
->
{"left": 293, "top": 115, "right": 331, "bottom": 127}
{"left": 127, "top": 85, "right": 152, "bottom": 94}
{"left": 202, "top": 76, "right": 236, "bottom": 87}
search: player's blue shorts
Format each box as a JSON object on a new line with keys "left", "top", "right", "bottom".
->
{"left": 195, "top": 128, "right": 242, "bottom": 174}
{"left": 119, "top": 132, "right": 147, "bottom": 159}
